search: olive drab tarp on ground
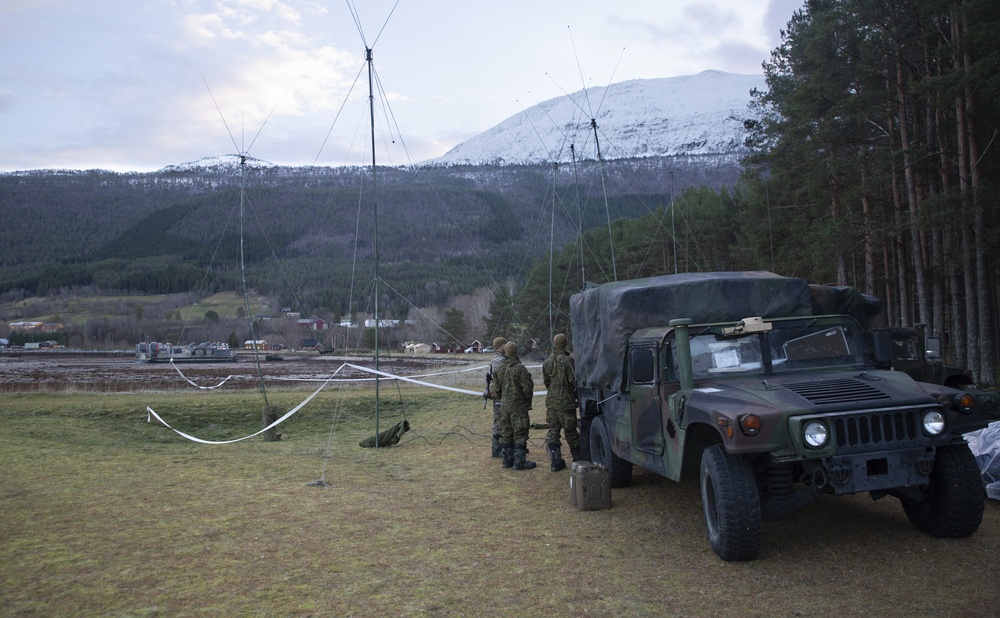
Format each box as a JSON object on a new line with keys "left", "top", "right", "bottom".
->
{"left": 359, "top": 419, "right": 410, "bottom": 448}
{"left": 569, "top": 272, "right": 814, "bottom": 391}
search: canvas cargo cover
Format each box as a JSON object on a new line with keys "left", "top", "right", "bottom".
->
{"left": 808, "top": 284, "right": 886, "bottom": 330}
{"left": 569, "top": 272, "right": 813, "bottom": 390}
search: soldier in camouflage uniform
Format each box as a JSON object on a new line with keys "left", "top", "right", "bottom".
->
{"left": 496, "top": 341, "right": 537, "bottom": 470}
{"left": 486, "top": 336, "right": 507, "bottom": 457}
{"left": 542, "top": 333, "right": 580, "bottom": 471}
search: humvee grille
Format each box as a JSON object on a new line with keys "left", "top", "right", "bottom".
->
{"left": 832, "top": 410, "right": 921, "bottom": 450}
{"left": 784, "top": 378, "right": 891, "bottom": 406}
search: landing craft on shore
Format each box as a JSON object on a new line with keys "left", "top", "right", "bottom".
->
{"left": 136, "top": 341, "right": 236, "bottom": 363}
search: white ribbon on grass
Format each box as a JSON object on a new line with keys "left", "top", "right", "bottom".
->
{"left": 345, "top": 363, "right": 547, "bottom": 397}
{"left": 271, "top": 363, "right": 490, "bottom": 383}
{"left": 145, "top": 365, "right": 347, "bottom": 444}
{"left": 170, "top": 360, "right": 233, "bottom": 390}
{"left": 145, "top": 361, "right": 550, "bottom": 445}
{"left": 345, "top": 362, "right": 482, "bottom": 395}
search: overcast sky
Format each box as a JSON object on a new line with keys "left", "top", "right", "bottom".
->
{"left": 0, "top": 0, "right": 803, "bottom": 173}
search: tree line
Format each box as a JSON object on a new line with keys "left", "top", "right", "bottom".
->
{"left": 744, "top": 0, "right": 998, "bottom": 384}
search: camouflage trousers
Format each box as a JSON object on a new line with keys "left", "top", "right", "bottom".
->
{"left": 499, "top": 406, "right": 531, "bottom": 446}
{"left": 492, "top": 400, "right": 501, "bottom": 435}
{"left": 545, "top": 406, "right": 579, "bottom": 450}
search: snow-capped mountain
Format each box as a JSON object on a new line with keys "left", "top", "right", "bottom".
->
{"left": 160, "top": 154, "right": 277, "bottom": 173}
{"left": 428, "top": 70, "right": 766, "bottom": 166}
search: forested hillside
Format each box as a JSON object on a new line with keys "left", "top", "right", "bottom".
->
{"left": 0, "top": 155, "right": 736, "bottom": 321}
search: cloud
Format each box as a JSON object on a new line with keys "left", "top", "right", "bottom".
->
{"left": 0, "top": 90, "right": 14, "bottom": 113}
{"left": 0, "top": 0, "right": 803, "bottom": 172}
{"left": 764, "top": 0, "right": 805, "bottom": 43}
{"left": 158, "top": 0, "right": 360, "bottom": 161}
{"left": 181, "top": 12, "right": 236, "bottom": 44}
{"left": 707, "top": 40, "right": 771, "bottom": 74}
{"left": 595, "top": 1, "right": 775, "bottom": 78}
{"left": 682, "top": 2, "right": 740, "bottom": 31}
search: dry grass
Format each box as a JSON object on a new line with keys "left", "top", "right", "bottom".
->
{"left": 2, "top": 387, "right": 999, "bottom": 617}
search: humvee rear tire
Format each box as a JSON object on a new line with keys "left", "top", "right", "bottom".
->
{"left": 901, "top": 443, "right": 984, "bottom": 538}
{"left": 700, "top": 444, "right": 762, "bottom": 561}
{"left": 589, "top": 415, "right": 633, "bottom": 488}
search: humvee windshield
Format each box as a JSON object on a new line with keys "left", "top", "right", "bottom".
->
{"left": 680, "top": 317, "right": 868, "bottom": 379}
{"left": 892, "top": 333, "right": 921, "bottom": 361}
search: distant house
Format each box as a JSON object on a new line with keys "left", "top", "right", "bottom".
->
{"left": 363, "top": 318, "right": 416, "bottom": 328}
{"left": 297, "top": 318, "right": 328, "bottom": 331}
{"left": 0, "top": 338, "right": 9, "bottom": 348}
{"left": 9, "top": 321, "right": 43, "bottom": 331}
{"left": 464, "top": 339, "right": 484, "bottom": 353}
{"left": 244, "top": 339, "right": 267, "bottom": 350}
{"left": 299, "top": 338, "right": 322, "bottom": 350}
{"left": 9, "top": 321, "right": 64, "bottom": 333}
{"left": 404, "top": 342, "right": 431, "bottom": 354}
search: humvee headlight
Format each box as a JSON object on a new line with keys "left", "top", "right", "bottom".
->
{"left": 803, "top": 421, "right": 829, "bottom": 448}
{"left": 922, "top": 410, "right": 946, "bottom": 435}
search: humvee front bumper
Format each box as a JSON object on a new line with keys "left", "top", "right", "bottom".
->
{"left": 812, "top": 446, "right": 937, "bottom": 494}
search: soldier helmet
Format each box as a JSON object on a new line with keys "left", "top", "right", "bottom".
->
{"left": 503, "top": 341, "right": 518, "bottom": 357}
{"left": 493, "top": 336, "right": 506, "bottom": 349}
{"left": 553, "top": 333, "right": 567, "bottom": 349}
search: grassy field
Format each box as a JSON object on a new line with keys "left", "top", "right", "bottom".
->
{"left": 2, "top": 386, "right": 999, "bottom": 617}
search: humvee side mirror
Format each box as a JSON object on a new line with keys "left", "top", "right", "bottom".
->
{"left": 869, "top": 329, "right": 893, "bottom": 367}
{"left": 926, "top": 336, "right": 942, "bottom": 360}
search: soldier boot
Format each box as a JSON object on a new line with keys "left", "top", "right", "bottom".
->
{"left": 548, "top": 441, "right": 566, "bottom": 472}
{"left": 491, "top": 434, "right": 502, "bottom": 458}
{"left": 513, "top": 446, "right": 537, "bottom": 470}
{"left": 501, "top": 443, "right": 514, "bottom": 468}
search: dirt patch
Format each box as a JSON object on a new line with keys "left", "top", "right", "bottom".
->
{"left": 0, "top": 350, "right": 484, "bottom": 393}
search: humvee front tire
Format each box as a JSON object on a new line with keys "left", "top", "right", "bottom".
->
{"left": 700, "top": 444, "right": 762, "bottom": 561}
{"left": 589, "top": 415, "right": 633, "bottom": 488}
{"left": 900, "top": 443, "right": 984, "bottom": 538}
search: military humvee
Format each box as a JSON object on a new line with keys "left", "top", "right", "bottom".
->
{"left": 570, "top": 272, "right": 987, "bottom": 561}
{"left": 879, "top": 325, "right": 973, "bottom": 387}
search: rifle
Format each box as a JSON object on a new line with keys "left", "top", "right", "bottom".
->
{"left": 483, "top": 367, "right": 492, "bottom": 409}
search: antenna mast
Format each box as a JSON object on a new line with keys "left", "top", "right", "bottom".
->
{"left": 548, "top": 162, "right": 557, "bottom": 343}
{"left": 366, "top": 45, "right": 382, "bottom": 448}
{"left": 590, "top": 118, "right": 617, "bottom": 281}
{"left": 238, "top": 154, "right": 269, "bottom": 405}
{"left": 570, "top": 143, "right": 585, "bottom": 288}
{"left": 670, "top": 171, "right": 678, "bottom": 274}
{"left": 567, "top": 27, "right": 621, "bottom": 283}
